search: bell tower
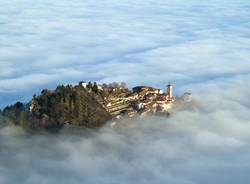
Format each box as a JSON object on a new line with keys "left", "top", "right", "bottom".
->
{"left": 167, "top": 82, "right": 173, "bottom": 99}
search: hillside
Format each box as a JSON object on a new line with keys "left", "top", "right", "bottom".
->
{"left": 1, "top": 82, "right": 128, "bottom": 131}
{"left": 1, "top": 81, "right": 188, "bottom": 131}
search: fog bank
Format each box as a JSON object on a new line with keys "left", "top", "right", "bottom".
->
{"left": 1, "top": 0, "right": 250, "bottom": 183}
{"left": 1, "top": 74, "right": 250, "bottom": 184}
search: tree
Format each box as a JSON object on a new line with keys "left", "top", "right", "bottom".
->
{"left": 87, "top": 81, "right": 93, "bottom": 89}
{"left": 102, "top": 83, "right": 108, "bottom": 89}
{"left": 19, "top": 111, "right": 26, "bottom": 128}
{"left": 111, "top": 82, "right": 119, "bottom": 88}
{"left": 120, "top": 82, "right": 127, "bottom": 88}
{"left": 92, "top": 82, "right": 98, "bottom": 93}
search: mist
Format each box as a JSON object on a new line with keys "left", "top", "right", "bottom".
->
{"left": 1, "top": 0, "right": 250, "bottom": 183}
{"left": 1, "top": 73, "right": 250, "bottom": 184}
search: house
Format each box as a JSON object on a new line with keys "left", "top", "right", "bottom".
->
{"left": 132, "top": 86, "right": 150, "bottom": 93}
{"left": 79, "top": 81, "right": 87, "bottom": 88}
{"left": 98, "top": 85, "right": 103, "bottom": 91}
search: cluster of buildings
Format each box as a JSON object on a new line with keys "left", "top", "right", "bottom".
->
{"left": 105, "top": 83, "right": 176, "bottom": 119}
{"left": 52, "top": 80, "right": 190, "bottom": 120}
{"left": 27, "top": 80, "right": 192, "bottom": 124}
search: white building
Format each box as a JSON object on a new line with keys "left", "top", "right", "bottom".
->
{"left": 79, "top": 81, "right": 87, "bottom": 88}
{"left": 98, "top": 85, "right": 103, "bottom": 91}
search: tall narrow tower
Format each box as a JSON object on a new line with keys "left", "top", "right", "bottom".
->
{"left": 167, "top": 83, "right": 173, "bottom": 99}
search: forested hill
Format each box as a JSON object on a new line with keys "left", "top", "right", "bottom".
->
{"left": 1, "top": 82, "right": 130, "bottom": 131}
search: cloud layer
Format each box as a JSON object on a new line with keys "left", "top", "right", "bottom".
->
{"left": 0, "top": 0, "right": 250, "bottom": 106}
{"left": 0, "top": 0, "right": 250, "bottom": 183}
{"left": 1, "top": 77, "right": 250, "bottom": 184}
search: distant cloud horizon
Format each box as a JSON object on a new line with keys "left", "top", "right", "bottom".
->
{"left": 0, "top": 0, "right": 249, "bottom": 107}
{"left": 0, "top": 1, "right": 250, "bottom": 183}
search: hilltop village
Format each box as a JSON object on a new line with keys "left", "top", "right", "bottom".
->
{"left": 2, "top": 81, "right": 191, "bottom": 130}
{"left": 105, "top": 83, "right": 174, "bottom": 119}
{"left": 77, "top": 81, "right": 191, "bottom": 120}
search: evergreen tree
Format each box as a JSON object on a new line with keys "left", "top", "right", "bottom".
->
{"left": 121, "top": 82, "right": 127, "bottom": 88}
{"left": 19, "top": 111, "right": 26, "bottom": 128}
{"left": 92, "top": 82, "right": 98, "bottom": 93}
{"left": 87, "top": 81, "right": 93, "bottom": 89}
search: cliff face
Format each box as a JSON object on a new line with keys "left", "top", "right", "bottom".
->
{"left": 2, "top": 84, "right": 113, "bottom": 131}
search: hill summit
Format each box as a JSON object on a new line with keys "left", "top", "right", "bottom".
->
{"left": 1, "top": 81, "right": 191, "bottom": 130}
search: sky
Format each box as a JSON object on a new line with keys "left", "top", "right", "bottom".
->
{"left": 0, "top": 0, "right": 250, "bottom": 183}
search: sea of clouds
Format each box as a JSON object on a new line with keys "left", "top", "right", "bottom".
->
{"left": 0, "top": 0, "right": 250, "bottom": 183}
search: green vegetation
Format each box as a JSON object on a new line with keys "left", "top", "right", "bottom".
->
{"left": 1, "top": 81, "right": 130, "bottom": 131}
